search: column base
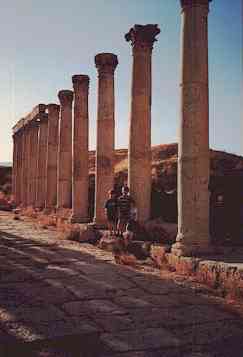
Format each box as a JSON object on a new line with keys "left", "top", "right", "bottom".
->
{"left": 171, "top": 232, "right": 214, "bottom": 257}
{"left": 43, "top": 207, "right": 55, "bottom": 215}
{"left": 171, "top": 239, "right": 212, "bottom": 258}
{"left": 90, "top": 219, "right": 107, "bottom": 230}
{"left": 70, "top": 214, "right": 90, "bottom": 224}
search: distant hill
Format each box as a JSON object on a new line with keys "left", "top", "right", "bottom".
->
{"left": 1, "top": 143, "right": 243, "bottom": 196}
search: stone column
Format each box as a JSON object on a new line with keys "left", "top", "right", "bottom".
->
{"left": 125, "top": 24, "right": 160, "bottom": 223}
{"left": 36, "top": 114, "right": 48, "bottom": 209}
{"left": 45, "top": 104, "right": 60, "bottom": 210}
{"left": 18, "top": 129, "right": 26, "bottom": 207}
{"left": 71, "top": 75, "right": 90, "bottom": 223}
{"left": 93, "top": 53, "right": 118, "bottom": 225}
{"left": 57, "top": 90, "right": 73, "bottom": 209}
{"left": 21, "top": 125, "right": 28, "bottom": 207}
{"left": 12, "top": 132, "right": 17, "bottom": 205}
{"left": 26, "top": 124, "right": 33, "bottom": 207}
{"left": 171, "top": 0, "right": 212, "bottom": 257}
{"left": 29, "top": 120, "right": 39, "bottom": 206}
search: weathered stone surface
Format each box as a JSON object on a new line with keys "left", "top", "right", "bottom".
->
{"left": 100, "top": 327, "right": 181, "bottom": 352}
{"left": 57, "top": 89, "right": 73, "bottom": 209}
{"left": 172, "top": 0, "right": 212, "bottom": 257}
{"left": 71, "top": 75, "right": 90, "bottom": 223}
{"left": 45, "top": 103, "right": 60, "bottom": 209}
{"left": 1, "top": 211, "right": 243, "bottom": 356}
{"left": 93, "top": 53, "right": 118, "bottom": 225}
{"left": 126, "top": 24, "right": 160, "bottom": 223}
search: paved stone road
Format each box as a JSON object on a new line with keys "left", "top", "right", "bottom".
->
{"left": 0, "top": 211, "right": 243, "bottom": 357}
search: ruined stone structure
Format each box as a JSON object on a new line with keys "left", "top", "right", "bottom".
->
{"left": 36, "top": 112, "right": 48, "bottom": 209}
{"left": 93, "top": 53, "right": 118, "bottom": 225}
{"left": 71, "top": 75, "right": 90, "bottom": 223}
{"left": 12, "top": 105, "right": 47, "bottom": 209}
{"left": 57, "top": 90, "right": 73, "bottom": 210}
{"left": 126, "top": 24, "right": 160, "bottom": 223}
{"left": 171, "top": 0, "right": 212, "bottom": 256}
{"left": 45, "top": 104, "right": 60, "bottom": 210}
{"left": 12, "top": 6, "right": 213, "bottom": 257}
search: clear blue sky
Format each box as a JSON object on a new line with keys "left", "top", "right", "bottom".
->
{"left": 0, "top": 0, "right": 242, "bottom": 162}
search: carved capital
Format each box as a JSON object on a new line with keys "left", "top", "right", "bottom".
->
{"left": 47, "top": 103, "right": 60, "bottom": 115}
{"left": 58, "top": 90, "right": 73, "bottom": 106}
{"left": 180, "top": 0, "right": 212, "bottom": 9}
{"left": 95, "top": 53, "right": 118, "bottom": 75}
{"left": 125, "top": 24, "right": 160, "bottom": 52}
{"left": 72, "top": 74, "right": 89, "bottom": 90}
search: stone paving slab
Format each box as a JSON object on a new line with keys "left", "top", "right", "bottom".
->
{"left": 1, "top": 211, "right": 243, "bottom": 356}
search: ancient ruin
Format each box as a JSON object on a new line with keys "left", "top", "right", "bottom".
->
{"left": 12, "top": 0, "right": 215, "bottom": 258}
{"left": 125, "top": 24, "right": 160, "bottom": 223}
{"left": 172, "top": 0, "right": 212, "bottom": 257}
{"left": 71, "top": 75, "right": 90, "bottom": 223}
{"left": 93, "top": 53, "right": 118, "bottom": 226}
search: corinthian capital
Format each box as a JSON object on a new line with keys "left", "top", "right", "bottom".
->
{"left": 58, "top": 90, "right": 73, "bottom": 106}
{"left": 72, "top": 75, "right": 90, "bottom": 92}
{"left": 95, "top": 53, "right": 118, "bottom": 75}
{"left": 180, "top": 0, "right": 212, "bottom": 8}
{"left": 125, "top": 24, "right": 160, "bottom": 52}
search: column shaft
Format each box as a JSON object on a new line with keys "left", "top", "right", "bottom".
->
{"left": 57, "top": 90, "right": 73, "bottom": 209}
{"left": 26, "top": 126, "right": 32, "bottom": 207}
{"left": 12, "top": 134, "right": 17, "bottom": 204}
{"left": 29, "top": 122, "right": 39, "bottom": 206}
{"left": 71, "top": 75, "right": 90, "bottom": 222}
{"left": 94, "top": 53, "right": 118, "bottom": 225}
{"left": 125, "top": 24, "right": 160, "bottom": 223}
{"left": 21, "top": 127, "right": 28, "bottom": 207}
{"left": 45, "top": 104, "right": 60, "bottom": 209}
{"left": 172, "top": 0, "right": 212, "bottom": 256}
{"left": 36, "top": 115, "right": 48, "bottom": 209}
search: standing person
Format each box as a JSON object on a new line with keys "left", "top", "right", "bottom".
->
{"left": 117, "top": 186, "right": 135, "bottom": 237}
{"left": 104, "top": 189, "right": 118, "bottom": 236}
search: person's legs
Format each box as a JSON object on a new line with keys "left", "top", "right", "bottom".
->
{"left": 117, "top": 218, "right": 126, "bottom": 237}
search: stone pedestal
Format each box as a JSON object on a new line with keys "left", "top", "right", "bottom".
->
{"left": 71, "top": 75, "right": 90, "bottom": 223}
{"left": 36, "top": 114, "right": 48, "bottom": 209}
{"left": 45, "top": 104, "right": 60, "bottom": 210}
{"left": 171, "top": 0, "right": 212, "bottom": 257}
{"left": 57, "top": 90, "right": 73, "bottom": 209}
{"left": 125, "top": 24, "right": 160, "bottom": 223}
{"left": 93, "top": 53, "right": 118, "bottom": 225}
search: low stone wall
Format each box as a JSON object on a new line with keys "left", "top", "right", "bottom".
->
{"left": 150, "top": 245, "right": 243, "bottom": 301}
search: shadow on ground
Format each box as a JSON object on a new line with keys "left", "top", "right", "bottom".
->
{"left": 0, "top": 224, "right": 243, "bottom": 357}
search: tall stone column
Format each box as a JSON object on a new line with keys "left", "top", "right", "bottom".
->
{"left": 171, "top": 0, "right": 212, "bottom": 257}
{"left": 71, "top": 75, "right": 90, "bottom": 223}
{"left": 125, "top": 24, "right": 160, "bottom": 223}
{"left": 93, "top": 53, "right": 118, "bottom": 225}
{"left": 45, "top": 104, "right": 60, "bottom": 210}
{"left": 57, "top": 90, "right": 73, "bottom": 209}
{"left": 18, "top": 130, "right": 25, "bottom": 206}
{"left": 29, "top": 121, "right": 39, "bottom": 206}
{"left": 26, "top": 124, "right": 33, "bottom": 207}
{"left": 22, "top": 125, "right": 28, "bottom": 207}
{"left": 36, "top": 114, "right": 48, "bottom": 209}
{"left": 12, "top": 132, "right": 18, "bottom": 204}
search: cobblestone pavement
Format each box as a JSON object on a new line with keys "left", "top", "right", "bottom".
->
{"left": 0, "top": 211, "right": 243, "bottom": 356}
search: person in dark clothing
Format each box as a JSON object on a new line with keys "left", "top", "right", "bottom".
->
{"left": 104, "top": 189, "right": 118, "bottom": 236}
{"left": 117, "top": 186, "right": 135, "bottom": 237}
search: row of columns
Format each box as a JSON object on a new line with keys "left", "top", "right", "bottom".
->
{"left": 12, "top": 0, "right": 212, "bottom": 256}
